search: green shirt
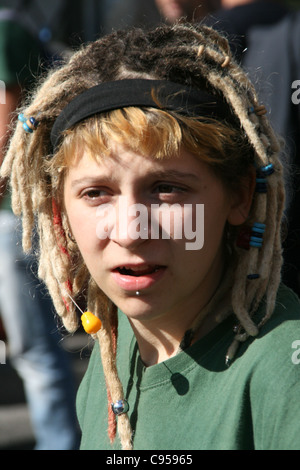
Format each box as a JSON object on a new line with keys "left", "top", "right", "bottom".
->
{"left": 77, "top": 284, "right": 300, "bottom": 450}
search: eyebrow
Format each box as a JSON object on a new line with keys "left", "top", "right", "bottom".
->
{"left": 150, "top": 169, "right": 199, "bottom": 182}
{"left": 70, "top": 169, "right": 199, "bottom": 189}
{"left": 70, "top": 176, "right": 117, "bottom": 189}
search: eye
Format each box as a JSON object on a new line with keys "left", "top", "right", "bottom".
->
{"left": 152, "top": 182, "right": 188, "bottom": 204}
{"left": 84, "top": 189, "right": 105, "bottom": 199}
{"left": 154, "top": 183, "right": 185, "bottom": 194}
{"left": 81, "top": 188, "right": 111, "bottom": 204}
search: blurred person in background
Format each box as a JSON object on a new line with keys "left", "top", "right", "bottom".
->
{"left": 0, "top": 3, "right": 81, "bottom": 450}
{"left": 99, "top": 0, "right": 161, "bottom": 34}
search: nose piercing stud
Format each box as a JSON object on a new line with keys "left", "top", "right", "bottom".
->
{"left": 136, "top": 291, "right": 140, "bottom": 296}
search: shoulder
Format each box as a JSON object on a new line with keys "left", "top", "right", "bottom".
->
{"left": 244, "top": 284, "right": 300, "bottom": 366}
{"left": 256, "top": 283, "right": 300, "bottom": 345}
{"left": 230, "top": 284, "right": 300, "bottom": 393}
{"left": 243, "top": 285, "right": 300, "bottom": 449}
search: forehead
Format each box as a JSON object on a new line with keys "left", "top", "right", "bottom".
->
{"left": 64, "top": 142, "right": 224, "bottom": 192}
{"left": 67, "top": 142, "right": 195, "bottom": 172}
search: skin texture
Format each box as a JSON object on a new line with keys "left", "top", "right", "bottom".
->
{"left": 64, "top": 142, "right": 254, "bottom": 365}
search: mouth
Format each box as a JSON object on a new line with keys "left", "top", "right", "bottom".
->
{"left": 116, "top": 265, "right": 162, "bottom": 276}
{"left": 111, "top": 264, "right": 166, "bottom": 291}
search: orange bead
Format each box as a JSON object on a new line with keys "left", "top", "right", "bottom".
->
{"left": 81, "top": 311, "right": 102, "bottom": 334}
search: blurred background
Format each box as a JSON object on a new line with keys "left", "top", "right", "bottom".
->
{"left": 1, "top": 0, "right": 300, "bottom": 450}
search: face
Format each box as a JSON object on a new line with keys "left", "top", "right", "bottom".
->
{"left": 64, "top": 142, "right": 251, "bottom": 334}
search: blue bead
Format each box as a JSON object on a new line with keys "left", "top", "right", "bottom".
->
{"left": 18, "top": 113, "right": 26, "bottom": 123}
{"left": 260, "top": 163, "right": 274, "bottom": 176}
{"left": 250, "top": 236, "right": 263, "bottom": 243}
{"left": 247, "top": 274, "right": 260, "bottom": 280}
{"left": 18, "top": 114, "right": 38, "bottom": 132}
{"left": 29, "top": 117, "right": 37, "bottom": 127}
{"left": 22, "top": 122, "right": 33, "bottom": 133}
{"left": 252, "top": 223, "right": 266, "bottom": 233}
{"left": 250, "top": 240, "right": 263, "bottom": 248}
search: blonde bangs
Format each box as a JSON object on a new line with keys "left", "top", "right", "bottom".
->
{"left": 60, "top": 107, "right": 182, "bottom": 164}
{"left": 57, "top": 106, "right": 238, "bottom": 168}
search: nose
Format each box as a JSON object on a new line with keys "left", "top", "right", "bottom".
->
{"left": 110, "top": 195, "right": 150, "bottom": 249}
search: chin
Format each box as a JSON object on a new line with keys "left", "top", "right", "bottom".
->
{"left": 115, "top": 295, "right": 162, "bottom": 322}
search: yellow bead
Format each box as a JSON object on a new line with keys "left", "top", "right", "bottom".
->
{"left": 81, "top": 311, "right": 102, "bottom": 334}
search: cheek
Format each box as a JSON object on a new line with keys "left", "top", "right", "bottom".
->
{"left": 67, "top": 206, "right": 101, "bottom": 257}
{"left": 203, "top": 198, "right": 231, "bottom": 251}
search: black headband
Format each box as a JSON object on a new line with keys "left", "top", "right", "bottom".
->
{"left": 50, "top": 79, "right": 235, "bottom": 151}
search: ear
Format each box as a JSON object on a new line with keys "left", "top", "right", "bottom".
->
{"left": 227, "top": 167, "right": 256, "bottom": 226}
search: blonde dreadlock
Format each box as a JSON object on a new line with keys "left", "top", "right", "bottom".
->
{"left": 1, "top": 23, "right": 285, "bottom": 449}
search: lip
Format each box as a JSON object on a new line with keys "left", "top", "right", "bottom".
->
{"left": 111, "top": 264, "right": 166, "bottom": 291}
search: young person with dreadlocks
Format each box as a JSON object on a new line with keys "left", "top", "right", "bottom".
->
{"left": 1, "top": 23, "right": 300, "bottom": 450}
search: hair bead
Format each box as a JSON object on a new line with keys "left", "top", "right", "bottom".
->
{"left": 252, "top": 222, "right": 266, "bottom": 233}
{"left": 250, "top": 223, "right": 265, "bottom": 248}
{"left": 255, "top": 177, "right": 268, "bottom": 193}
{"left": 236, "top": 224, "right": 266, "bottom": 250}
{"left": 221, "top": 55, "right": 230, "bottom": 67}
{"left": 111, "top": 400, "right": 129, "bottom": 416}
{"left": 248, "top": 105, "right": 267, "bottom": 116}
{"left": 260, "top": 163, "right": 274, "bottom": 176}
{"left": 18, "top": 114, "right": 39, "bottom": 133}
{"left": 197, "top": 44, "right": 204, "bottom": 57}
{"left": 81, "top": 311, "right": 102, "bottom": 334}
{"left": 255, "top": 165, "right": 274, "bottom": 192}
{"left": 254, "top": 104, "right": 267, "bottom": 116}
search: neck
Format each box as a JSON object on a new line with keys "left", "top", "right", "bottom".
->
{"left": 130, "top": 308, "right": 219, "bottom": 366}
{"left": 129, "top": 321, "right": 181, "bottom": 366}
{"left": 129, "top": 251, "right": 229, "bottom": 366}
